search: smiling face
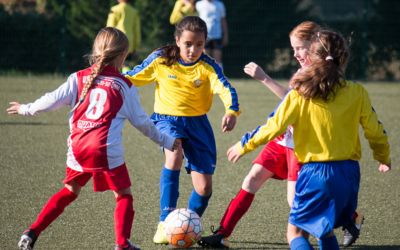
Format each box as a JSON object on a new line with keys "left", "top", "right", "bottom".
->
{"left": 290, "top": 35, "right": 312, "bottom": 68}
{"left": 176, "top": 30, "right": 205, "bottom": 64}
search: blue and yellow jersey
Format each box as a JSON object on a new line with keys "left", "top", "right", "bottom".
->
{"left": 238, "top": 81, "right": 390, "bottom": 165}
{"left": 124, "top": 50, "right": 240, "bottom": 117}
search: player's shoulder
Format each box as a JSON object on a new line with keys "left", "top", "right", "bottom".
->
{"left": 75, "top": 67, "right": 92, "bottom": 79}
{"left": 199, "top": 53, "right": 221, "bottom": 71}
{"left": 343, "top": 80, "right": 367, "bottom": 94}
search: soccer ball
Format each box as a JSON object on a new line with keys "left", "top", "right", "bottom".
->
{"left": 164, "top": 208, "right": 203, "bottom": 248}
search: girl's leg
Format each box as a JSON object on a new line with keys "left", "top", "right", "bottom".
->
{"left": 29, "top": 181, "right": 81, "bottom": 236}
{"left": 318, "top": 233, "right": 339, "bottom": 250}
{"left": 154, "top": 141, "right": 184, "bottom": 244}
{"left": 287, "top": 180, "right": 296, "bottom": 207}
{"left": 113, "top": 188, "right": 135, "bottom": 249}
{"left": 18, "top": 182, "right": 81, "bottom": 250}
{"left": 159, "top": 140, "right": 184, "bottom": 221}
{"left": 198, "top": 165, "right": 275, "bottom": 248}
{"left": 218, "top": 164, "right": 274, "bottom": 237}
{"left": 287, "top": 223, "right": 314, "bottom": 250}
{"left": 188, "top": 171, "right": 212, "bottom": 217}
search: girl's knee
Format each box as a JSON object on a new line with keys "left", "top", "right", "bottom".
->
{"left": 65, "top": 182, "right": 81, "bottom": 195}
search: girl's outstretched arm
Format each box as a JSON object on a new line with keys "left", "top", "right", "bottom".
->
{"left": 244, "top": 62, "right": 288, "bottom": 99}
{"left": 6, "top": 102, "right": 21, "bottom": 115}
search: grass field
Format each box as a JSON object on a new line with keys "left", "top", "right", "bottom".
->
{"left": 0, "top": 75, "right": 399, "bottom": 250}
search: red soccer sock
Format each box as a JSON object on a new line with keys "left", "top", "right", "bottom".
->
{"left": 219, "top": 189, "right": 255, "bottom": 237}
{"left": 30, "top": 187, "right": 78, "bottom": 236}
{"left": 114, "top": 194, "right": 134, "bottom": 247}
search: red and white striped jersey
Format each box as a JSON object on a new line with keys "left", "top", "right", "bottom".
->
{"left": 18, "top": 65, "right": 175, "bottom": 172}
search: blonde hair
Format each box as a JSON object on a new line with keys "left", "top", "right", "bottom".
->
{"left": 290, "top": 30, "right": 350, "bottom": 101}
{"left": 71, "top": 27, "right": 129, "bottom": 112}
{"left": 289, "top": 21, "right": 321, "bottom": 41}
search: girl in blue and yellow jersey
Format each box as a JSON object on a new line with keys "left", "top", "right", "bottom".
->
{"left": 226, "top": 30, "right": 391, "bottom": 250}
{"left": 124, "top": 16, "right": 240, "bottom": 244}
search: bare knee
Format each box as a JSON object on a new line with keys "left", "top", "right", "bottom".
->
{"left": 113, "top": 188, "right": 132, "bottom": 199}
{"left": 287, "top": 223, "right": 304, "bottom": 244}
{"left": 65, "top": 181, "right": 82, "bottom": 195}
{"left": 242, "top": 164, "right": 273, "bottom": 193}
{"left": 191, "top": 172, "right": 212, "bottom": 196}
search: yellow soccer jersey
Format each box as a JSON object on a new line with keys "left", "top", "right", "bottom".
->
{"left": 238, "top": 81, "right": 390, "bottom": 165}
{"left": 124, "top": 51, "right": 240, "bottom": 117}
{"left": 170, "top": 0, "right": 197, "bottom": 25}
{"left": 106, "top": 2, "right": 141, "bottom": 53}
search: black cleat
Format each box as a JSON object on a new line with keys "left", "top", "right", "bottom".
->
{"left": 18, "top": 230, "right": 37, "bottom": 250}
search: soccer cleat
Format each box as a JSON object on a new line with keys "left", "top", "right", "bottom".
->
{"left": 153, "top": 222, "right": 169, "bottom": 244}
{"left": 114, "top": 240, "right": 141, "bottom": 250}
{"left": 343, "top": 213, "right": 365, "bottom": 247}
{"left": 198, "top": 227, "right": 229, "bottom": 248}
{"left": 18, "top": 230, "right": 37, "bottom": 250}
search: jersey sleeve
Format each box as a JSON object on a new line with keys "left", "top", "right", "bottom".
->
{"left": 18, "top": 74, "right": 78, "bottom": 116}
{"left": 238, "top": 91, "right": 299, "bottom": 155}
{"left": 170, "top": 1, "right": 184, "bottom": 25}
{"left": 133, "top": 9, "right": 141, "bottom": 51}
{"left": 359, "top": 86, "right": 391, "bottom": 164}
{"left": 209, "top": 65, "right": 240, "bottom": 116}
{"left": 124, "top": 51, "right": 159, "bottom": 87}
{"left": 106, "top": 6, "right": 119, "bottom": 28}
{"left": 123, "top": 85, "right": 175, "bottom": 150}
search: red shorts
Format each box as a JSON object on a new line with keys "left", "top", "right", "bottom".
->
{"left": 63, "top": 164, "right": 131, "bottom": 192}
{"left": 252, "top": 140, "right": 302, "bottom": 181}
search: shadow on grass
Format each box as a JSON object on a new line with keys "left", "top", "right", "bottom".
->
{"left": 0, "top": 121, "right": 66, "bottom": 126}
{"left": 209, "top": 241, "right": 400, "bottom": 250}
{"left": 350, "top": 246, "right": 400, "bottom": 250}
{"left": 224, "top": 240, "right": 288, "bottom": 249}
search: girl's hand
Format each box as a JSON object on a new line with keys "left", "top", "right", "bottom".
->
{"left": 244, "top": 62, "right": 268, "bottom": 82}
{"left": 6, "top": 102, "right": 21, "bottom": 115}
{"left": 227, "top": 143, "right": 242, "bottom": 163}
{"left": 221, "top": 113, "right": 236, "bottom": 132}
{"left": 378, "top": 163, "right": 391, "bottom": 172}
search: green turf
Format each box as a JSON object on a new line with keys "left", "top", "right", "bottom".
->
{"left": 0, "top": 75, "right": 399, "bottom": 249}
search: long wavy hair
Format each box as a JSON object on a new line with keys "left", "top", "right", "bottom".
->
{"left": 160, "top": 16, "right": 207, "bottom": 66}
{"left": 290, "top": 30, "right": 350, "bottom": 101}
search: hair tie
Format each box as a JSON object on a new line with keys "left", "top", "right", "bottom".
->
{"left": 325, "top": 56, "right": 334, "bottom": 61}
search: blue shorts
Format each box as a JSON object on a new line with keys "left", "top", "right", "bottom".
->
{"left": 151, "top": 113, "right": 217, "bottom": 174}
{"left": 289, "top": 160, "right": 360, "bottom": 238}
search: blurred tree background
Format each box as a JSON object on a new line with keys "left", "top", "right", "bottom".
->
{"left": 0, "top": 0, "right": 399, "bottom": 80}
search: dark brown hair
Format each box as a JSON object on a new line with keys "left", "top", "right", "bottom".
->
{"left": 160, "top": 16, "right": 207, "bottom": 66}
{"left": 290, "top": 30, "right": 349, "bottom": 101}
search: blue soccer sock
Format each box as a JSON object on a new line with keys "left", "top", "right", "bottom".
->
{"left": 159, "top": 167, "right": 180, "bottom": 221}
{"left": 318, "top": 235, "right": 339, "bottom": 250}
{"left": 290, "top": 236, "right": 314, "bottom": 250}
{"left": 188, "top": 190, "right": 211, "bottom": 217}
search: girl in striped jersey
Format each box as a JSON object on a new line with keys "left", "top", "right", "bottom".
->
{"left": 227, "top": 30, "right": 391, "bottom": 250}
{"left": 124, "top": 16, "right": 240, "bottom": 244}
{"left": 8, "top": 27, "right": 178, "bottom": 250}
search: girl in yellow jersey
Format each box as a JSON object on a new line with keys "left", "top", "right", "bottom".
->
{"left": 226, "top": 30, "right": 391, "bottom": 250}
{"left": 124, "top": 16, "right": 240, "bottom": 244}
